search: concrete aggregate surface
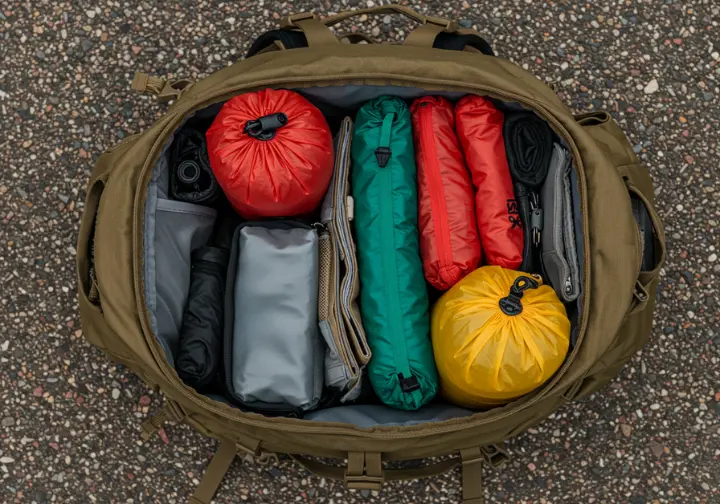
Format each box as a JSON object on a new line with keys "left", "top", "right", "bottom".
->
{"left": 0, "top": 0, "right": 718, "bottom": 502}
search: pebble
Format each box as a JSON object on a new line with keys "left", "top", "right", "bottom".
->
{"left": 1, "top": 417, "right": 15, "bottom": 427}
{"left": 643, "top": 79, "right": 659, "bottom": 94}
{"left": 111, "top": 389, "right": 120, "bottom": 399}
{"left": 709, "top": 253, "right": 717, "bottom": 263}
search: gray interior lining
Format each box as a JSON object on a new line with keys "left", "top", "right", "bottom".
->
{"left": 141, "top": 84, "right": 585, "bottom": 427}
{"left": 299, "top": 86, "right": 467, "bottom": 110}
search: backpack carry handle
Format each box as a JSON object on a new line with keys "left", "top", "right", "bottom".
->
{"left": 319, "top": 5, "right": 457, "bottom": 31}
{"left": 280, "top": 5, "right": 458, "bottom": 48}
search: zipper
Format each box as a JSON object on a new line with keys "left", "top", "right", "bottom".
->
{"left": 376, "top": 112, "right": 423, "bottom": 408}
{"left": 131, "top": 72, "right": 595, "bottom": 438}
{"left": 418, "top": 101, "right": 454, "bottom": 286}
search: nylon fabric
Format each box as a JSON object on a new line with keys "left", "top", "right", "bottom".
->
{"left": 352, "top": 96, "right": 438, "bottom": 410}
{"left": 411, "top": 96, "right": 481, "bottom": 291}
{"left": 456, "top": 96, "right": 523, "bottom": 270}
{"left": 206, "top": 89, "right": 333, "bottom": 219}
{"left": 432, "top": 266, "right": 570, "bottom": 407}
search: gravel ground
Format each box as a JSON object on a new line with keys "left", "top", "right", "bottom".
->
{"left": 1, "top": 0, "right": 719, "bottom": 502}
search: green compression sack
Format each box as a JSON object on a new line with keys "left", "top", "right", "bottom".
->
{"left": 351, "top": 96, "right": 438, "bottom": 410}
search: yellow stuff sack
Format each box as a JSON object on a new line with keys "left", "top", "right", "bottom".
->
{"left": 431, "top": 266, "right": 571, "bottom": 408}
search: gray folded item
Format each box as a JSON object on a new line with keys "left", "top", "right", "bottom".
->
{"left": 541, "top": 144, "right": 581, "bottom": 303}
{"left": 317, "top": 117, "right": 370, "bottom": 403}
{"left": 224, "top": 222, "right": 323, "bottom": 413}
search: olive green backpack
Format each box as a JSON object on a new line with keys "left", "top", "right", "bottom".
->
{"left": 76, "top": 6, "right": 666, "bottom": 503}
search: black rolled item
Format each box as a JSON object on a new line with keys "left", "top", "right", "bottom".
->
{"left": 504, "top": 112, "right": 553, "bottom": 273}
{"left": 170, "top": 128, "right": 221, "bottom": 205}
{"left": 176, "top": 246, "right": 229, "bottom": 390}
{"left": 503, "top": 112, "right": 553, "bottom": 189}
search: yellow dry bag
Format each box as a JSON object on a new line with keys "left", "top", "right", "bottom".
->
{"left": 431, "top": 266, "right": 571, "bottom": 408}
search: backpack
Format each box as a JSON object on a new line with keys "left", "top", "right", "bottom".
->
{"left": 76, "top": 5, "right": 666, "bottom": 503}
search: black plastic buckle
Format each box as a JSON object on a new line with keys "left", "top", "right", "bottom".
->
{"left": 398, "top": 373, "right": 421, "bottom": 393}
{"left": 375, "top": 147, "right": 391, "bottom": 168}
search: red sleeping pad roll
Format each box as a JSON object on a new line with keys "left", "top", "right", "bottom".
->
{"left": 206, "top": 89, "right": 333, "bottom": 219}
{"left": 411, "top": 96, "right": 482, "bottom": 291}
{"left": 455, "top": 96, "right": 523, "bottom": 270}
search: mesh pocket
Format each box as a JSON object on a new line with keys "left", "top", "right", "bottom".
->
{"left": 318, "top": 233, "right": 332, "bottom": 321}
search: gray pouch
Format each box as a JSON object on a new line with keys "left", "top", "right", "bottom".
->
{"left": 224, "top": 221, "right": 323, "bottom": 414}
{"left": 541, "top": 144, "right": 581, "bottom": 302}
{"left": 151, "top": 197, "right": 217, "bottom": 363}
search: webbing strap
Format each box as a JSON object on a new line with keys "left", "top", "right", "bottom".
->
{"left": 461, "top": 447, "right": 484, "bottom": 504}
{"left": 403, "top": 23, "right": 446, "bottom": 47}
{"left": 291, "top": 18, "right": 340, "bottom": 47}
{"left": 189, "top": 440, "right": 237, "bottom": 504}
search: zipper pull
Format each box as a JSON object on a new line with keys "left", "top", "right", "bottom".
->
{"left": 375, "top": 112, "right": 395, "bottom": 168}
{"left": 530, "top": 192, "right": 543, "bottom": 247}
{"left": 564, "top": 277, "right": 573, "bottom": 296}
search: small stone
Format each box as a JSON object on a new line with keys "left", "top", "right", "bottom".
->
{"left": 643, "top": 79, "right": 659, "bottom": 94}
{"left": 131, "top": 45, "right": 142, "bottom": 55}
{"left": 100, "top": 32, "right": 108, "bottom": 42}
{"left": 649, "top": 442, "right": 664, "bottom": 458}
{"left": 35, "top": 50, "right": 45, "bottom": 60}
{"left": 0, "top": 457, "right": 14, "bottom": 464}
{"left": 86, "top": 9, "right": 96, "bottom": 18}
{"left": 459, "top": 19, "right": 473, "bottom": 28}
{"left": 0, "top": 186, "right": 6, "bottom": 194}
{"left": 23, "top": 140, "right": 33, "bottom": 148}
{"left": 701, "top": 482, "right": 710, "bottom": 491}
{"left": 709, "top": 253, "right": 717, "bottom": 263}
{"left": 80, "top": 39, "right": 93, "bottom": 52}
{"left": 383, "top": 15, "right": 391, "bottom": 25}
{"left": 620, "top": 424, "right": 632, "bottom": 437}
{"left": 528, "top": 462, "right": 536, "bottom": 471}
{"left": 112, "top": 389, "right": 120, "bottom": 399}
{"left": 1, "top": 417, "right": 15, "bottom": 427}
{"left": 371, "top": 27, "right": 380, "bottom": 37}
{"left": 139, "top": 395, "right": 151, "bottom": 406}
{"left": 650, "top": 403, "right": 660, "bottom": 411}
{"left": 33, "top": 386, "right": 44, "bottom": 397}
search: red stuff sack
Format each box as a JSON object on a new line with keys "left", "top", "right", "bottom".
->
{"left": 455, "top": 96, "right": 523, "bottom": 270}
{"left": 411, "top": 96, "right": 482, "bottom": 291}
{"left": 206, "top": 89, "right": 333, "bottom": 219}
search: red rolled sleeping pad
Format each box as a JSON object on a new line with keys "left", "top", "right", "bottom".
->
{"left": 206, "top": 89, "right": 333, "bottom": 219}
{"left": 455, "top": 96, "right": 523, "bottom": 270}
{"left": 411, "top": 96, "right": 482, "bottom": 291}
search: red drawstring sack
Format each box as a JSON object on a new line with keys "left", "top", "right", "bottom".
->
{"left": 206, "top": 89, "right": 333, "bottom": 219}
{"left": 456, "top": 96, "right": 523, "bottom": 270}
{"left": 411, "top": 96, "right": 482, "bottom": 291}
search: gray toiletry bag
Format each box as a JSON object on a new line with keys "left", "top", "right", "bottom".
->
{"left": 223, "top": 221, "right": 324, "bottom": 414}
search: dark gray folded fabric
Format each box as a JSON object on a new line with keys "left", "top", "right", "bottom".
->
{"left": 541, "top": 144, "right": 580, "bottom": 303}
{"left": 176, "top": 246, "right": 228, "bottom": 390}
{"left": 504, "top": 112, "right": 553, "bottom": 273}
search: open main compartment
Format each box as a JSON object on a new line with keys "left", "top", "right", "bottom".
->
{"left": 141, "top": 84, "right": 585, "bottom": 428}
